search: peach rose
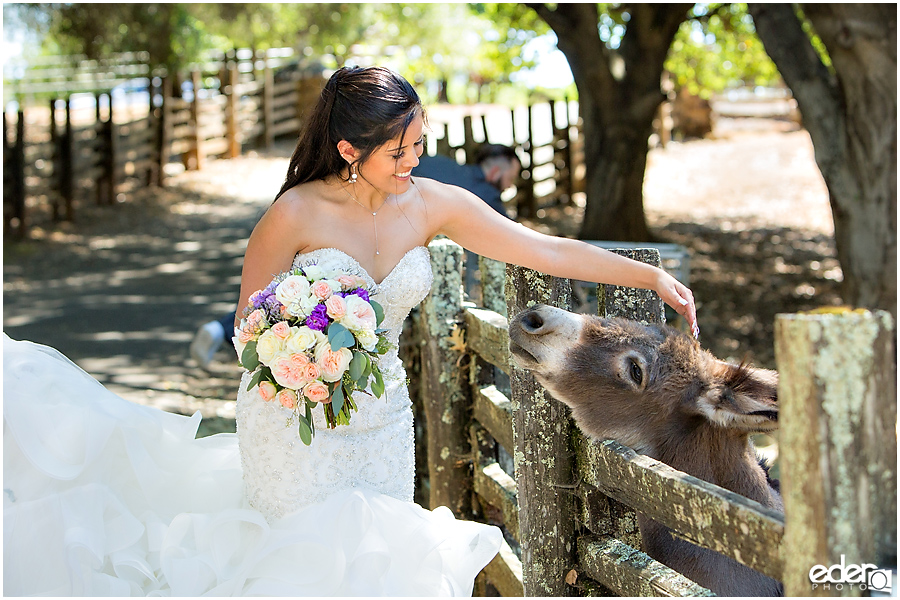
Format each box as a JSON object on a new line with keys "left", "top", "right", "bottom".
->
{"left": 258, "top": 381, "right": 277, "bottom": 402}
{"left": 271, "top": 353, "right": 312, "bottom": 389}
{"left": 238, "top": 328, "right": 255, "bottom": 344}
{"left": 270, "top": 321, "right": 291, "bottom": 339}
{"left": 342, "top": 296, "right": 377, "bottom": 331}
{"left": 337, "top": 275, "right": 357, "bottom": 290}
{"left": 303, "top": 381, "right": 331, "bottom": 403}
{"left": 302, "top": 361, "right": 321, "bottom": 382}
{"left": 276, "top": 388, "right": 297, "bottom": 410}
{"left": 314, "top": 341, "right": 353, "bottom": 382}
{"left": 246, "top": 308, "right": 267, "bottom": 331}
{"left": 325, "top": 295, "right": 348, "bottom": 320}
{"left": 311, "top": 280, "right": 334, "bottom": 301}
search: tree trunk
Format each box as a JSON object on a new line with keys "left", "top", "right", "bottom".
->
{"left": 529, "top": 3, "right": 691, "bottom": 242}
{"left": 749, "top": 3, "right": 897, "bottom": 317}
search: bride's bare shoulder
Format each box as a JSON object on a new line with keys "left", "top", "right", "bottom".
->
{"left": 268, "top": 180, "right": 334, "bottom": 220}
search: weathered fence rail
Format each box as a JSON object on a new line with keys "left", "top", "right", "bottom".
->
{"left": 412, "top": 238, "right": 895, "bottom": 596}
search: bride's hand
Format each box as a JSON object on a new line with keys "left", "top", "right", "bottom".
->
{"left": 655, "top": 271, "right": 700, "bottom": 338}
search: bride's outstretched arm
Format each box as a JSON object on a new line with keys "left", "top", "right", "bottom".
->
{"left": 421, "top": 179, "right": 699, "bottom": 336}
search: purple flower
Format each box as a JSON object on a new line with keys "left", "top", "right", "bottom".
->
{"left": 353, "top": 288, "right": 370, "bottom": 302}
{"left": 306, "top": 303, "right": 329, "bottom": 331}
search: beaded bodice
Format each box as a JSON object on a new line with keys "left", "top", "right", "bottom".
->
{"left": 235, "top": 246, "right": 432, "bottom": 521}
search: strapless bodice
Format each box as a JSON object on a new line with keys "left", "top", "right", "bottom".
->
{"left": 235, "top": 246, "right": 433, "bottom": 520}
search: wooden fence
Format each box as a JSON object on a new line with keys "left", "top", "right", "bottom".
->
{"left": 4, "top": 48, "right": 581, "bottom": 238}
{"left": 3, "top": 49, "right": 326, "bottom": 238}
{"left": 410, "top": 238, "right": 896, "bottom": 596}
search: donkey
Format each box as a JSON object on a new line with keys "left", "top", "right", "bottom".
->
{"left": 508, "top": 304, "right": 784, "bottom": 597}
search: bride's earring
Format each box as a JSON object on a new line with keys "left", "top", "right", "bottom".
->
{"left": 349, "top": 167, "right": 358, "bottom": 184}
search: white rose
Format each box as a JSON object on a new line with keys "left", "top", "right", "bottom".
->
{"left": 285, "top": 325, "right": 319, "bottom": 354}
{"left": 275, "top": 276, "right": 311, "bottom": 315}
{"left": 355, "top": 328, "right": 379, "bottom": 352}
{"left": 297, "top": 294, "right": 320, "bottom": 317}
{"left": 255, "top": 329, "right": 285, "bottom": 366}
{"left": 301, "top": 265, "right": 325, "bottom": 280}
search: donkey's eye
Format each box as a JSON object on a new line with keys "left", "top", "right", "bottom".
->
{"left": 629, "top": 360, "right": 643, "bottom": 384}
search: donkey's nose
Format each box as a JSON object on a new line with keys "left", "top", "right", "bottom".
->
{"left": 521, "top": 308, "right": 546, "bottom": 333}
{"left": 516, "top": 304, "right": 573, "bottom": 336}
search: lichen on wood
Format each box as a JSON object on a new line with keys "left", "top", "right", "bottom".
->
{"left": 578, "top": 536, "right": 714, "bottom": 597}
{"left": 505, "top": 263, "right": 578, "bottom": 596}
{"left": 418, "top": 239, "right": 471, "bottom": 515}
{"left": 775, "top": 310, "right": 896, "bottom": 597}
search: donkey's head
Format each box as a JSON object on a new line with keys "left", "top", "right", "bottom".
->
{"left": 508, "top": 304, "right": 778, "bottom": 455}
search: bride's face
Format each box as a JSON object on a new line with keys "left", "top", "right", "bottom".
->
{"left": 358, "top": 114, "right": 425, "bottom": 195}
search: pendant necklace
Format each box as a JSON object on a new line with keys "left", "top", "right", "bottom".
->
{"left": 340, "top": 178, "right": 388, "bottom": 256}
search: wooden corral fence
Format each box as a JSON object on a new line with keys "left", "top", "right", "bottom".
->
{"left": 410, "top": 238, "right": 896, "bottom": 596}
{"left": 4, "top": 47, "right": 582, "bottom": 238}
{"left": 428, "top": 99, "right": 583, "bottom": 219}
{"left": 3, "top": 48, "right": 326, "bottom": 238}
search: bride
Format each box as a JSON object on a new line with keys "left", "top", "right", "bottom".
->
{"left": 4, "top": 66, "right": 698, "bottom": 596}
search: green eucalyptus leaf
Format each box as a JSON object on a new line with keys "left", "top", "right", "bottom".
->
{"left": 349, "top": 351, "right": 366, "bottom": 381}
{"left": 327, "top": 322, "right": 355, "bottom": 350}
{"left": 371, "top": 368, "right": 385, "bottom": 398}
{"left": 298, "top": 416, "right": 313, "bottom": 446}
{"left": 245, "top": 369, "right": 263, "bottom": 392}
{"left": 241, "top": 340, "right": 259, "bottom": 370}
{"left": 370, "top": 300, "right": 385, "bottom": 327}
{"left": 331, "top": 384, "right": 344, "bottom": 416}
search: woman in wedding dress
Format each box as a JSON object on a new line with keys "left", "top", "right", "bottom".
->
{"left": 4, "top": 66, "right": 698, "bottom": 596}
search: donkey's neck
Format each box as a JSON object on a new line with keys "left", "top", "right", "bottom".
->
{"left": 653, "top": 422, "right": 775, "bottom": 507}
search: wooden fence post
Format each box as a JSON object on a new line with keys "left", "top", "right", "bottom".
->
{"left": 598, "top": 249, "right": 666, "bottom": 324}
{"left": 775, "top": 310, "right": 896, "bottom": 597}
{"left": 462, "top": 115, "right": 476, "bottom": 163}
{"left": 156, "top": 77, "right": 172, "bottom": 187}
{"left": 479, "top": 256, "right": 507, "bottom": 318}
{"left": 435, "top": 122, "right": 451, "bottom": 157}
{"left": 418, "top": 238, "right": 472, "bottom": 516}
{"left": 186, "top": 70, "right": 203, "bottom": 170}
{"left": 3, "top": 110, "right": 27, "bottom": 239}
{"left": 225, "top": 64, "right": 240, "bottom": 158}
{"left": 506, "top": 264, "right": 578, "bottom": 596}
{"left": 262, "top": 58, "right": 275, "bottom": 149}
{"left": 100, "top": 94, "right": 116, "bottom": 205}
{"left": 57, "top": 98, "right": 74, "bottom": 221}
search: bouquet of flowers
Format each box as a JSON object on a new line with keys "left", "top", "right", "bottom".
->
{"left": 234, "top": 264, "right": 390, "bottom": 445}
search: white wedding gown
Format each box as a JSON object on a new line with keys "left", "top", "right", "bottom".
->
{"left": 3, "top": 246, "right": 502, "bottom": 596}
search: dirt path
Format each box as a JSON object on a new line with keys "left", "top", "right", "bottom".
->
{"left": 3, "top": 123, "right": 841, "bottom": 432}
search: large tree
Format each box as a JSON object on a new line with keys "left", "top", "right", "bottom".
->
{"left": 748, "top": 4, "right": 897, "bottom": 315}
{"left": 526, "top": 3, "right": 692, "bottom": 241}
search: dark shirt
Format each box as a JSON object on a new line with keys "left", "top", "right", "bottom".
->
{"left": 412, "top": 154, "right": 507, "bottom": 217}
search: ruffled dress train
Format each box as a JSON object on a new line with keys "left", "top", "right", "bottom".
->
{"left": 3, "top": 246, "right": 502, "bottom": 596}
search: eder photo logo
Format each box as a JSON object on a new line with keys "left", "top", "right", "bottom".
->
{"left": 809, "top": 555, "right": 893, "bottom": 594}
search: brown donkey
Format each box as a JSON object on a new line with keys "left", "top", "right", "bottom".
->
{"left": 508, "top": 304, "right": 784, "bottom": 597}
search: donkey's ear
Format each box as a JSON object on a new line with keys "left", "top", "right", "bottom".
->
{"left": 697, "top": 362, "right": 779, "bottom": 432}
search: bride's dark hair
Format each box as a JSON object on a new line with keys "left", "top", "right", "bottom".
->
{"left": 275, "top": 66, "right": 424, "bottom": 201}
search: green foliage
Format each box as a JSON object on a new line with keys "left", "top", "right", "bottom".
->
{"left": 665, "top": 3, "right": 782, "bottom": 98}
{"left": 7, "top": 3, "right": 545, "bottom": 103}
